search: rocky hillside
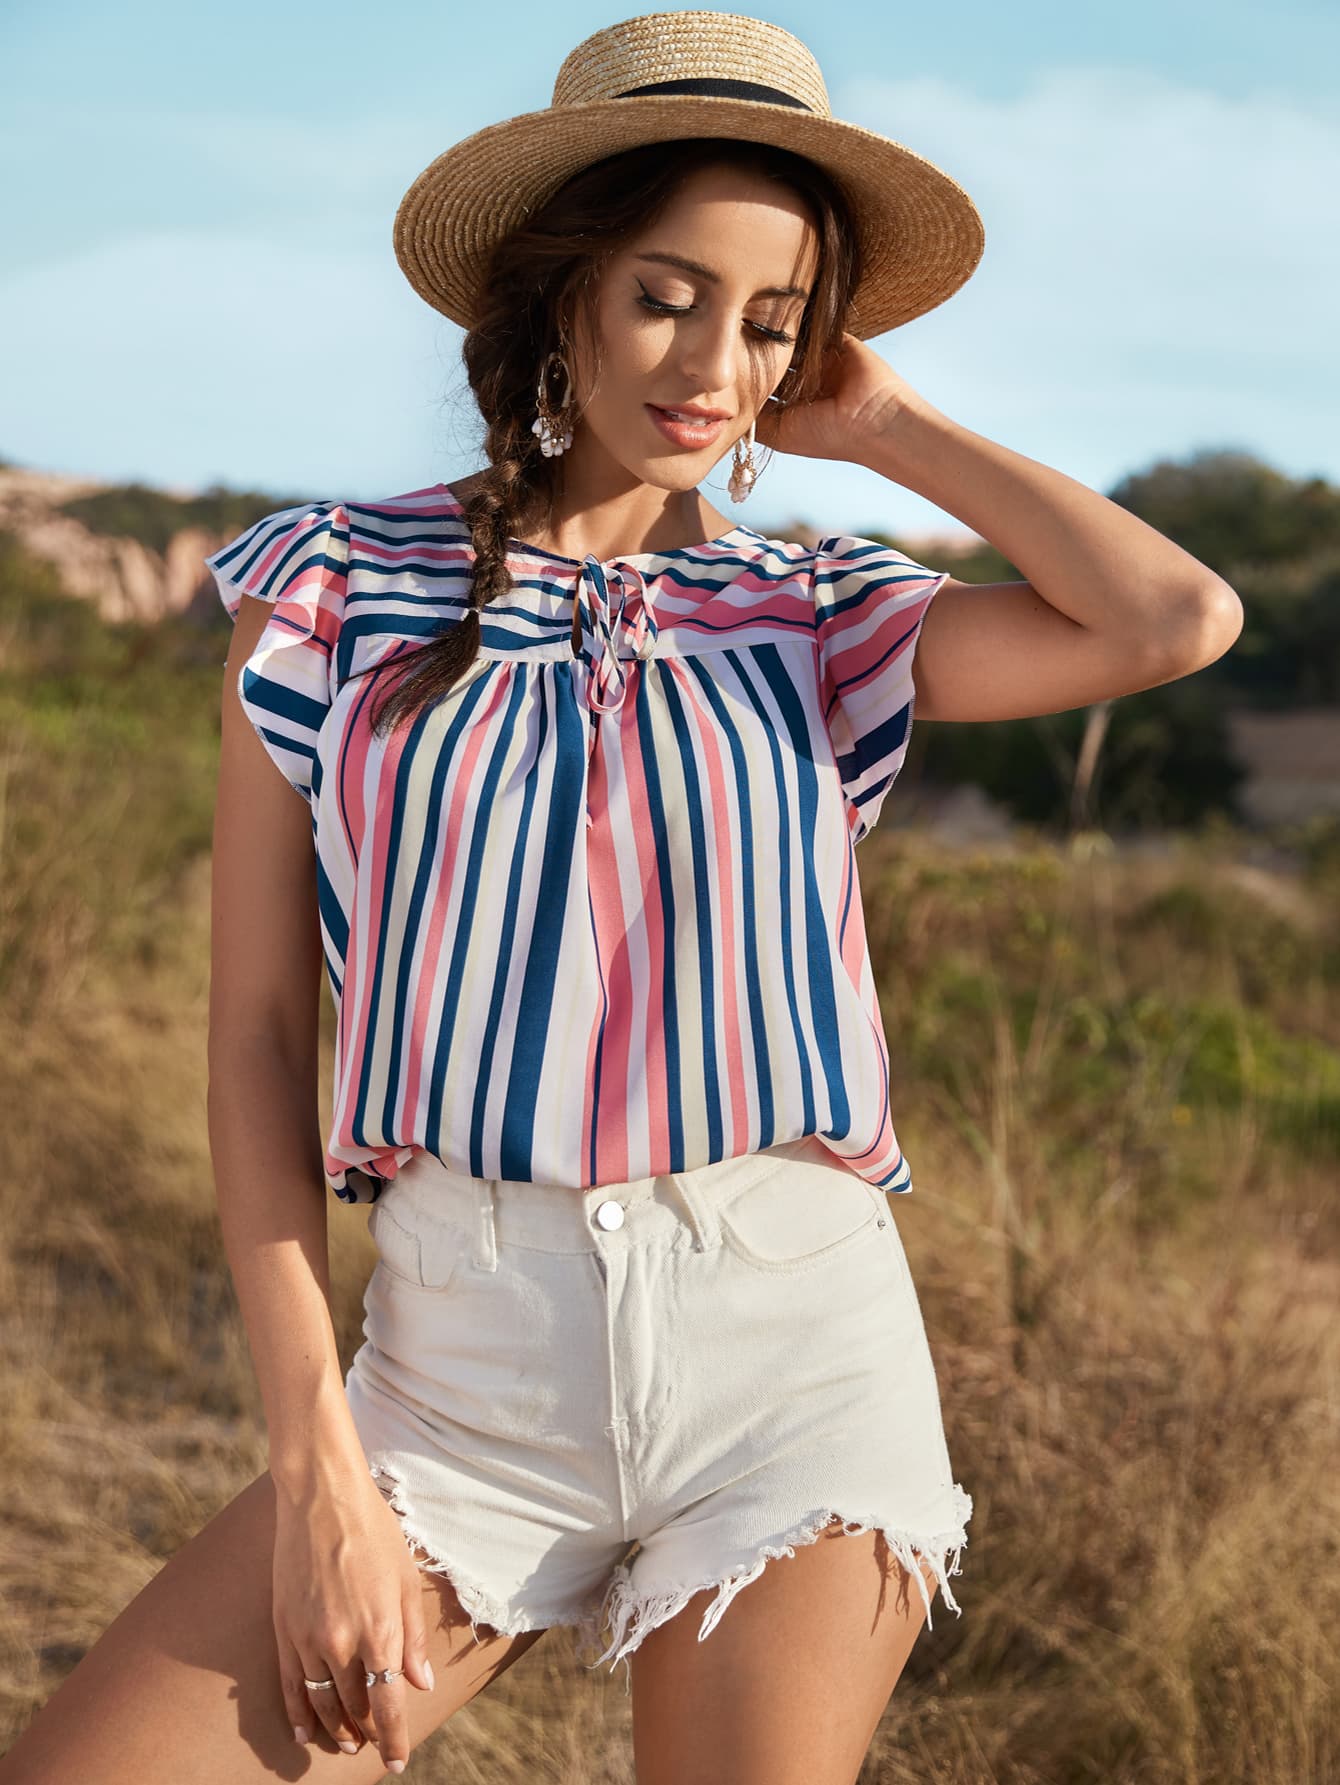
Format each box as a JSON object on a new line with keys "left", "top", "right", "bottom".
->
{"left": 0, "top": 465, "right": 230, "bottom": 625}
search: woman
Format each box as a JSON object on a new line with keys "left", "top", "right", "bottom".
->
{"left": 3, "top": 11, "right": 1242, "bottom": 1784}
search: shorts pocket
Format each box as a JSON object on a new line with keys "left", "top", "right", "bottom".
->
{"left": 367, "top": 1198, "right": 464, "bottom": 1291}
{"left": 717, "top": 1162, "right": 885, "bottom": 1275}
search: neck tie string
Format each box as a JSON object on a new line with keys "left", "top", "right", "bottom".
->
{"left": 576, "top": 558, "right": 659, "bottom": 714}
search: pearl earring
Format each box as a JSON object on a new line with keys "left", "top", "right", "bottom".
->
{"left": 728, "top": 418, "right": 758, "bottom": 503}
{"left": 532, "top": 350, "right": 575, "bottom": 456}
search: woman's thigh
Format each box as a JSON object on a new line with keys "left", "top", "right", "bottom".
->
{"left": 630, "top": 1523, "right": 939, "bottom": 1785}
{"left": 1, "top": 1469, "right": 547, "bottom": 1784}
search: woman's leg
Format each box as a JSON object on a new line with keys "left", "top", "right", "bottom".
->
{"left": 1, "top": 1469, "right": 547, "bottom": 1784}
{"left": 629, "top": 1522, "right": 939, "bottom": 1785}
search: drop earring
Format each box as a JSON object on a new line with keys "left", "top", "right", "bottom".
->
{"left": 728, "top": 417, "right": 758, "bottom": 502}
{"left": 532, "top": 349, "right": 575, "bottom": 456}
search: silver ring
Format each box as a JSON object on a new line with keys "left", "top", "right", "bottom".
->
{"left": 303, "top": 1677, "right": 336, "bottom": 1691}
{"left": 365, "top": 1666, "right": 403, "bottom": 1688}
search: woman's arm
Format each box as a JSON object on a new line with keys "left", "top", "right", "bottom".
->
{"left": 856, "top": 396, "right": 1244, "bottom": 724}
{"left": 208, "top": 593, "right": 435, "bottom": 1766}
{"left": 208, "top": 593, "right": 368, "bottom": 1503}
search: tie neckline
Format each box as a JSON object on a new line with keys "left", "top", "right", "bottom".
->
{"left": 575, "top": 556, "right": 660, "bottom": 714}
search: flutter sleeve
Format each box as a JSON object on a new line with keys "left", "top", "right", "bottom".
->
{"left": 812, "top": 532, "right": 950, "bottom": 845}
{"left": 205, "top": 500, "right": 350, "bottom": 807}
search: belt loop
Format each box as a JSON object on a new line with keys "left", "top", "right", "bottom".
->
{"left": 475, "top": 1177, "right": 499, "bottom": 1272}
{"left": 666, "top": 1171, "right": 722, "bottom": 1252}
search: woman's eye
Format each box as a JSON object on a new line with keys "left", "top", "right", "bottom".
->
{"left": 635, "top": 290, "right": 794, "bottom": 346}
{"left": 637, "top": 292, "right": 691, "bottom": 317}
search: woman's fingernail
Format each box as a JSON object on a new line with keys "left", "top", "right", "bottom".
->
{"left": 339, "top": 1739, "right": 360, "bottom": 1754}
{"left": 387, "top": 1763, "right": 406, "bottom": 1776}
{"left": 424, "top": 1661, "right": 436, "bottom": 1692}
{"left": 292, "top": 1725, "right": 310, "bottom": 1745}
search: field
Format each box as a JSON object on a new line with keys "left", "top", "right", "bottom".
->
{"left": 1, "top": 595, "right": 1337, "bottom": 1781}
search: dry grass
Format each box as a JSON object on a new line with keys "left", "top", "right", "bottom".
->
{"left": 1, "top": 646, "right": 1337, "bottom": 1781}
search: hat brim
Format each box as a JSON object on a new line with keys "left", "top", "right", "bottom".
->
{"left": 393, "top": 93, "right": 984, "bottom": 340}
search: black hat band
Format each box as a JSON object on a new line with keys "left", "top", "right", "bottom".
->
{"left": 614, "top": 77, "right": 813, "bottom": 111}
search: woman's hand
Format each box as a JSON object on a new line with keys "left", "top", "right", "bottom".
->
{"left": 273, "top": 1469, "right": 436, "bottom": 1773}
{"left": 752, "top": 329, "right": 932, "bottom": 465}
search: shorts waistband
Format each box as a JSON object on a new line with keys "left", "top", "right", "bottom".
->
{"left": 372, "top": 1133, "right": 864, "bottom": 1265}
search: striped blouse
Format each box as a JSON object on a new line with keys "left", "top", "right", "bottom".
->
{"left": 206, "top": 482, "right": 947, "bottom": 1205}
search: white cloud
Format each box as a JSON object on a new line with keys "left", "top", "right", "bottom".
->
{"left": 822, "top": 65, "right": 1339, "bottom": 511}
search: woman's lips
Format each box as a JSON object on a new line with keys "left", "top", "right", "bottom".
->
{"left": 645, "top": 404, "right": 729, "bottom": 448}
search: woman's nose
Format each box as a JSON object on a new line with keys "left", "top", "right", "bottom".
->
{"left": 678, "top": 326, "right": 743, "bottom": 403}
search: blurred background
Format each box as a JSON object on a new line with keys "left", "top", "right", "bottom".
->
{"left": 2, "top": 1, "right": 1337, "bottom": 1779}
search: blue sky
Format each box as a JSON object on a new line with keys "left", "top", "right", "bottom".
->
{"left": 2, "top": 0, "right": 1335, "bottom": 546}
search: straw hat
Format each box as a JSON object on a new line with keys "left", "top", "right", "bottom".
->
{"left": 393, "top": 10, "right": 984, "bottom": 340}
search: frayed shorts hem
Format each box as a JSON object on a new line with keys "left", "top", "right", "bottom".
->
{"left": 372, "top": 1457, "right": 973, "bottom": 1692}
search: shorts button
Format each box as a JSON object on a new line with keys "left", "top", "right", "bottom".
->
{"left": 595, "top": 1199, "right": 625, "bottom": 1231}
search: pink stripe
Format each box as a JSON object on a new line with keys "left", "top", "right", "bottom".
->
{"left": 657, "top": 566, "right": 815, "bottom": 639}
{"left": 583, "top": 732, "right": 629, "bottom": 1182}
{"left": 619, "top": 676, "right": 674, "bottom": 1176}
{"left": 584, "top": 660, "right": 659, "bottom": 1182}
{"left": 362, "top": 538, "right": 475, "bottom": 571}
{"left": 827, "top": 593, "right": 934, "bottom": 693}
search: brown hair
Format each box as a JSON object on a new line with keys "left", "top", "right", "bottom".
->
{"left": 364, "top": 136, "right": 861, "bottom": 739}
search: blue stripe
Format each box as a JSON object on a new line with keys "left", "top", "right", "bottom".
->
{"left": 726, "top": 645, "right": 818, "bottom": 1138}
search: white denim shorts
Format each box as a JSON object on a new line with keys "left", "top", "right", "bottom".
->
{"left": 343, "top": 1133, "right": 973, "bottom": 1683}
